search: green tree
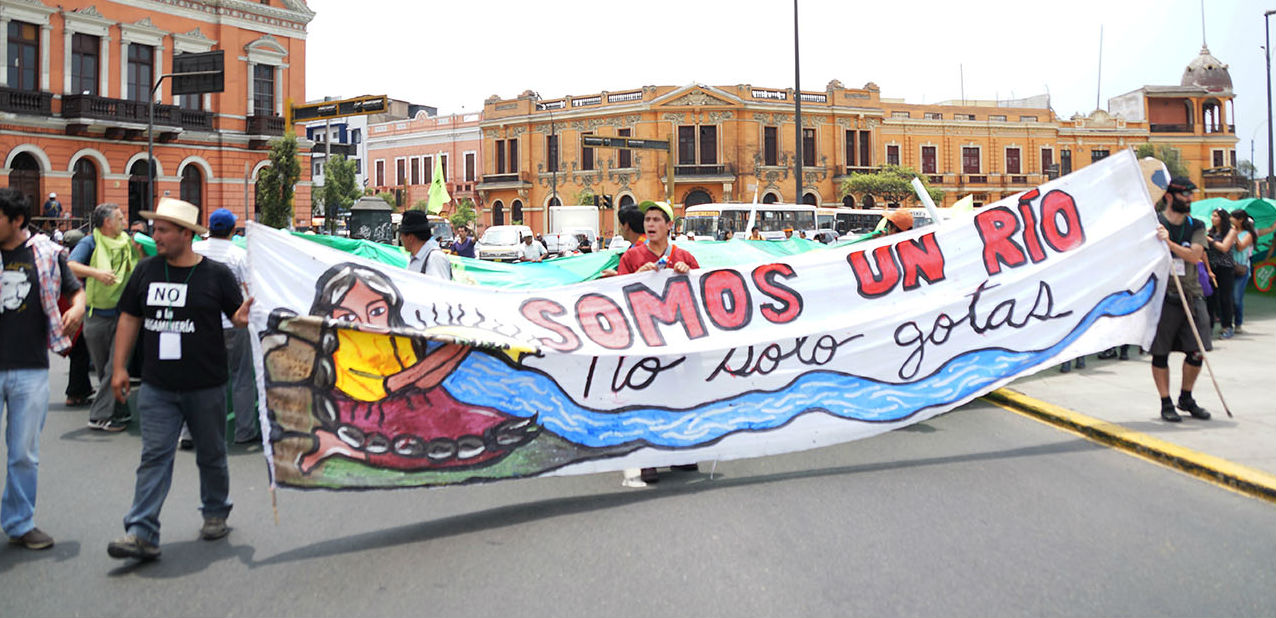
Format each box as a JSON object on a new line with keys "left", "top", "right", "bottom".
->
{"left": 376, "top": 191, "right": 398, "bottom": 208}
{"left": 574, "top": 188, "right": 596, "bottom": 206}
{"left": 1135, "top": 143, "right": 1190, "bottom": 179}
{"left": 256, "top": 133, "right": 301, "bottom": 229}
{"left": 412, "top": 199, "right": 430, "bottom": 212}
{"left": 840, "top": 164, "right": 943, "bottom": 207}
{"left": 320, "top": 154, "right": 361, "bottom": 234}
{"left": 450, "top": 197, "right": 477, "bottom": 230}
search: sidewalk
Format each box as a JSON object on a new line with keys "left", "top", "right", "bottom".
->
{"left": 998, "top": 290, "right": 1276, "bottom": 498}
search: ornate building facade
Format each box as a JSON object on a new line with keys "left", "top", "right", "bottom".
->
{"left": 476, "top": 47, "right": 1240, "bottom": 234}
{"left": 0, "top": 0, "right": 315, "bottom": 228}
{"left": 364, "top": 110, "right": 482, "bottom": 212}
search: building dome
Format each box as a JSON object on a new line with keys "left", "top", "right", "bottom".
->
{"left": 1181, "top": 45, "right": 1232, "bottom": 92}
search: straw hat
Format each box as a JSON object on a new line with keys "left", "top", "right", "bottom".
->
{"left": 139, "top": 197, "right": 208, "bottom": 235}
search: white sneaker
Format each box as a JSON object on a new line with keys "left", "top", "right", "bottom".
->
{"left": 621, "top": 468, "right": 647, "bottom": 488}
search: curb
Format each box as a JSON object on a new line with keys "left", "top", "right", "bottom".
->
{"left": 983, "top": 388, "right": 1276, "bottom": 505}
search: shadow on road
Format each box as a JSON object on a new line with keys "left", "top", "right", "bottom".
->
{"left": 105, "top": 538, "right": 256, "bottom": 579}
{"left": 249, "top": 437, "right": 1103, "bottom": 568}
{"left": 0, "top": 540, "right": 81, "bottom": 574}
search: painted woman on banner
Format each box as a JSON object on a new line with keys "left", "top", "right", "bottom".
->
{"left": 277, "top": 263, "right": 538, "bottom": 474}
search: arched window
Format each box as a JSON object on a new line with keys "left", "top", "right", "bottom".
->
{"left": 618, "top": 195, "right": 634, "bottom": 208}
{"left": 128, "top": 159, "right": 156, "bottom": 225}
{"left": 511, "top": 200, "right": 523, "bottom": 223}
{"left": 684, "top": 189, "right": 712, "bottom": 207}
{"left": 842, "top": 194, "right": 855, "bottom": 208}
{"left": 802, "top": 192, "right": 818, "bottom": 205}
{"left": 9, "top": 153, "right": 41, "bottom": 213}
{"left": 863, "top": 195, "right": 876, "bottom": 208}
{"left": 180, "top": 165, "right": 203, "bottom": 211}
{"left": 548, "top": 195, "right": 561, "bottom": 207}
{"left": 762, "top": 192, "right": 779, "bottom": 204}
{"left": 492, "top": 201, "right": 505, "bottom": 226}
{"left": 71, "top": 158, "right": 98, "bottom": 222}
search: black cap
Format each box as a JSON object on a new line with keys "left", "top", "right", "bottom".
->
{"left": 1167, "top": 176, "right": 1197, "bottom": 193}
{"left": 400, "top": 209, "right": 432, "bottom": 236}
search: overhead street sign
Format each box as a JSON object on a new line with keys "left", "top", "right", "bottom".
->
{"left": 291, "top": 96, "right": 389, "bottom": 122}
{"left": 581, "top": 135, "right": 669, "bottom": 150}
{"left": 171, "top": 50, "right": 224, "bottom": 95}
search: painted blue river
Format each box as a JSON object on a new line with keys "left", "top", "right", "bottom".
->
{"left": 441, "top": 277, "right": 1157, "bottom": 449}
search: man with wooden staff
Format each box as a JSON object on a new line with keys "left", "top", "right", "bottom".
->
{"left": 1151, "top": 177, "right": 1212, "bottom": 423}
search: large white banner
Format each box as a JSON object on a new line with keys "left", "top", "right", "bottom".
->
{"left": 248, "top": 151, "right": 1167, "bottom": 489}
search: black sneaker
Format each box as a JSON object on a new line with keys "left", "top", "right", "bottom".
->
{"left": 1160, "top": 402, "right": 1182, "bottom": 423}
{"left": 1177, "top": 397, "right": 1211, "bottom": 420}
{"left": 107, "top": 534, "right": 160, "bottom": 561}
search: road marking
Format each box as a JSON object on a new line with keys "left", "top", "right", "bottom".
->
{"left": 983, "top": 388, "right": 1276, "bottom": 505}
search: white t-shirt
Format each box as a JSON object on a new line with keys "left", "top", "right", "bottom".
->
{"left": 519, "top": 240, "right": 546, "bottom": 261}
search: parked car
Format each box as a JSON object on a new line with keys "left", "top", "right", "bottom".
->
{"left": 475, "top": 225, "right": 534, "bottom": 262}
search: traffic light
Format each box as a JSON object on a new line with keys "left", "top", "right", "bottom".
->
{"left": 602, "top": 194, "right": 613, "bottom": 209}
{"left": 593, "top": 194, "right": 599, "bottom": 207}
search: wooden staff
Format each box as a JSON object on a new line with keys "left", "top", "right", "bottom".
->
{"left": 1170, "top": 263, "right": 1233, "bottom": 418}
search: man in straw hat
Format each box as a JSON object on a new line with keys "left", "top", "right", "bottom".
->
{"left": 106, "top": 198, "right": 253, "bottom": 561}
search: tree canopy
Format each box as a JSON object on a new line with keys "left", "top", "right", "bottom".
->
{"left": 256, "top": 133, "right": 301, "bottom": 229}
{"left": 319, "top": 154, "right": 361, "bottom": 234}
{"left": 450, "top": 197, "right": 477, "bottom": 231}
{"left": 840, "top": 164, "right": 943, "bottom": 207}
{"left": 1135, "top": 144, "right": 1190, "bottom": 180}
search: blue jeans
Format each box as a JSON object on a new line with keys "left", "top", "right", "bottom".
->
{"left": 123, "top": 383, "right": 232, "bottom": 545}
{"left": 1233, "top": 265, "right": 1250, "bottom": 326}
{"left": 1, "top": 368, "right": 49, "bottom": 538}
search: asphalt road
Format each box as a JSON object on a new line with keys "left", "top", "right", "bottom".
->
{"left": 2, "top": 360, "right": 1274, "bottom": 617}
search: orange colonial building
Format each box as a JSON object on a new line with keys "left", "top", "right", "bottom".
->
{"left": 364, "top": 110, "right": 483, "bottom": 214}
{"left": 477, "top": 46, "right": 1240, "bottom": 233}
{"left": 0, "top": 0, "right": 314, "bottom": 228}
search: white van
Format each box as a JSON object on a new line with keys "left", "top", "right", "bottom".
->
{"left": 475, "top": 225, "right": 534, "bottom": 262}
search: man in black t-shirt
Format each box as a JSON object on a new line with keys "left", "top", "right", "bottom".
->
{"left": 106, "top": 198, "right": 252, "bottom": 562}
{"left": 1151, "top": 177, "right": 1212, "bottom": 423}
{"left": 0, "top": 187, "right": 85, "bottom": 551}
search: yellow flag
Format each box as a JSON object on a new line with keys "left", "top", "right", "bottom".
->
{"left": 951, "top": 194, "right": 975, "bottom": 213}
{"left": 426, "top": 156, "right": 450, "bottom": 214}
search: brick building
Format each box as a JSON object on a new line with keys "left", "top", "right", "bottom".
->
{"left": 477, "top": 47, "right": 1240, "bottom": 234}
{"left": 365, "top": 110, "right": 482, "bottom": 214}
{"left": 0, "top": 0, "right": 315, "bottom": 229}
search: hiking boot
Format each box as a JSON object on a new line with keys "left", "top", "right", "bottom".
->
{"left": 1177, "top": 396, "right": 1211, "bottom": 420}
{"left": 8, "top": 527, "right": 53, "bottom": 550}
{"left": 107, "top": 534, "right": 160, "bottom": 560}
{"left": 1160, "top": 402, "right": 1182, "bottom": 423}
{"left": 200, "top": 517, "right": 229, "bottom": 541}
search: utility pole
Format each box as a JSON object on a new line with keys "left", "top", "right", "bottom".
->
{"left": 793, "top": 0, "right": 803, "bottom": 205}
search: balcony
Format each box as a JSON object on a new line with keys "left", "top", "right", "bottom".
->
{"left": 61, "top": 94, "right": 213, "bottom": 134}
{"left": 247, "top": 114, "right": 285, "bottom": 136}
{"left": 1201, "top": 168, "right": 1248, "bottom": 190}
{"left": 1150, "top": 123, "right": 1192, "bottom": 133}
{"left": 674, "top": 163, "right": 735, "bottom": 179}
{"left": 0, "top": 87, "right": 52, "bottom": 115}
{"left": 842, "top": 165, "right": 880, "bottom": 176}
{"left": 1009, "top": 175, "right": 1028, "bottom": 185}
{"left": 311, "top": 142, "right": 357, "bottom": 157}
{"left": 965, "top": 175, "right": 988, "bottom": 184}
{"left": 1205, "top": 124, "right": 1235, "bottom": 134}
{"left": 926, "top": 175, "right": 943, "bottom": 184}
{"left": 477, "top": 171, "right": 531, "bottom": 190}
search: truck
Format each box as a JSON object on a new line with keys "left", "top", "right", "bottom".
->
{"left": 547, "top": 205, "right": 600, "bottom": 252}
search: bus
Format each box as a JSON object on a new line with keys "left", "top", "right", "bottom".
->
{"left": 682, "top": 203, "right": 819, "bottom": 241}
{"left": 831, "top": 208, "right": 939, "bottom": 238}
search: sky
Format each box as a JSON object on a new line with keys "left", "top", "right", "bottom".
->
{"left": 305, "top": 0, "right": 1275, "bottom": 172}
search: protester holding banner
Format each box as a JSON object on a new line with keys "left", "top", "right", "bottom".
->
{"left": 68, "top": 203, "right": 139, "bottom": 432}
{"left": 107, "top": 198, "right": 252, "bottom": 561}
{"left": 1152, "top": 178, "right": 1212, "bottom": 423}
{"left": 1204, "top": 209, "right": 1237, "bottom": 339}
{"left": 618, "top": 200, "right": 701, "bottom": 486}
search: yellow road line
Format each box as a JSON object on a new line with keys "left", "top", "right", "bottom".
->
{"left": 983, "top": 388, "right": 1276, "bottom": 505}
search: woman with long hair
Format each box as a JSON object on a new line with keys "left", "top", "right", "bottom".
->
{"left": 1229, "top": 209, "right": 1259, "bottom": 333}
{"left": 1204, "top": 208, "right": 1237, "bottom": 338}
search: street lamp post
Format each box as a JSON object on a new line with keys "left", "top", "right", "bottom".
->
{"left": 1266, "top": 10, "right": 1274, "bottom": 197}
{"left": 793, "top": 0, "right": 803, "bottom": 205}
